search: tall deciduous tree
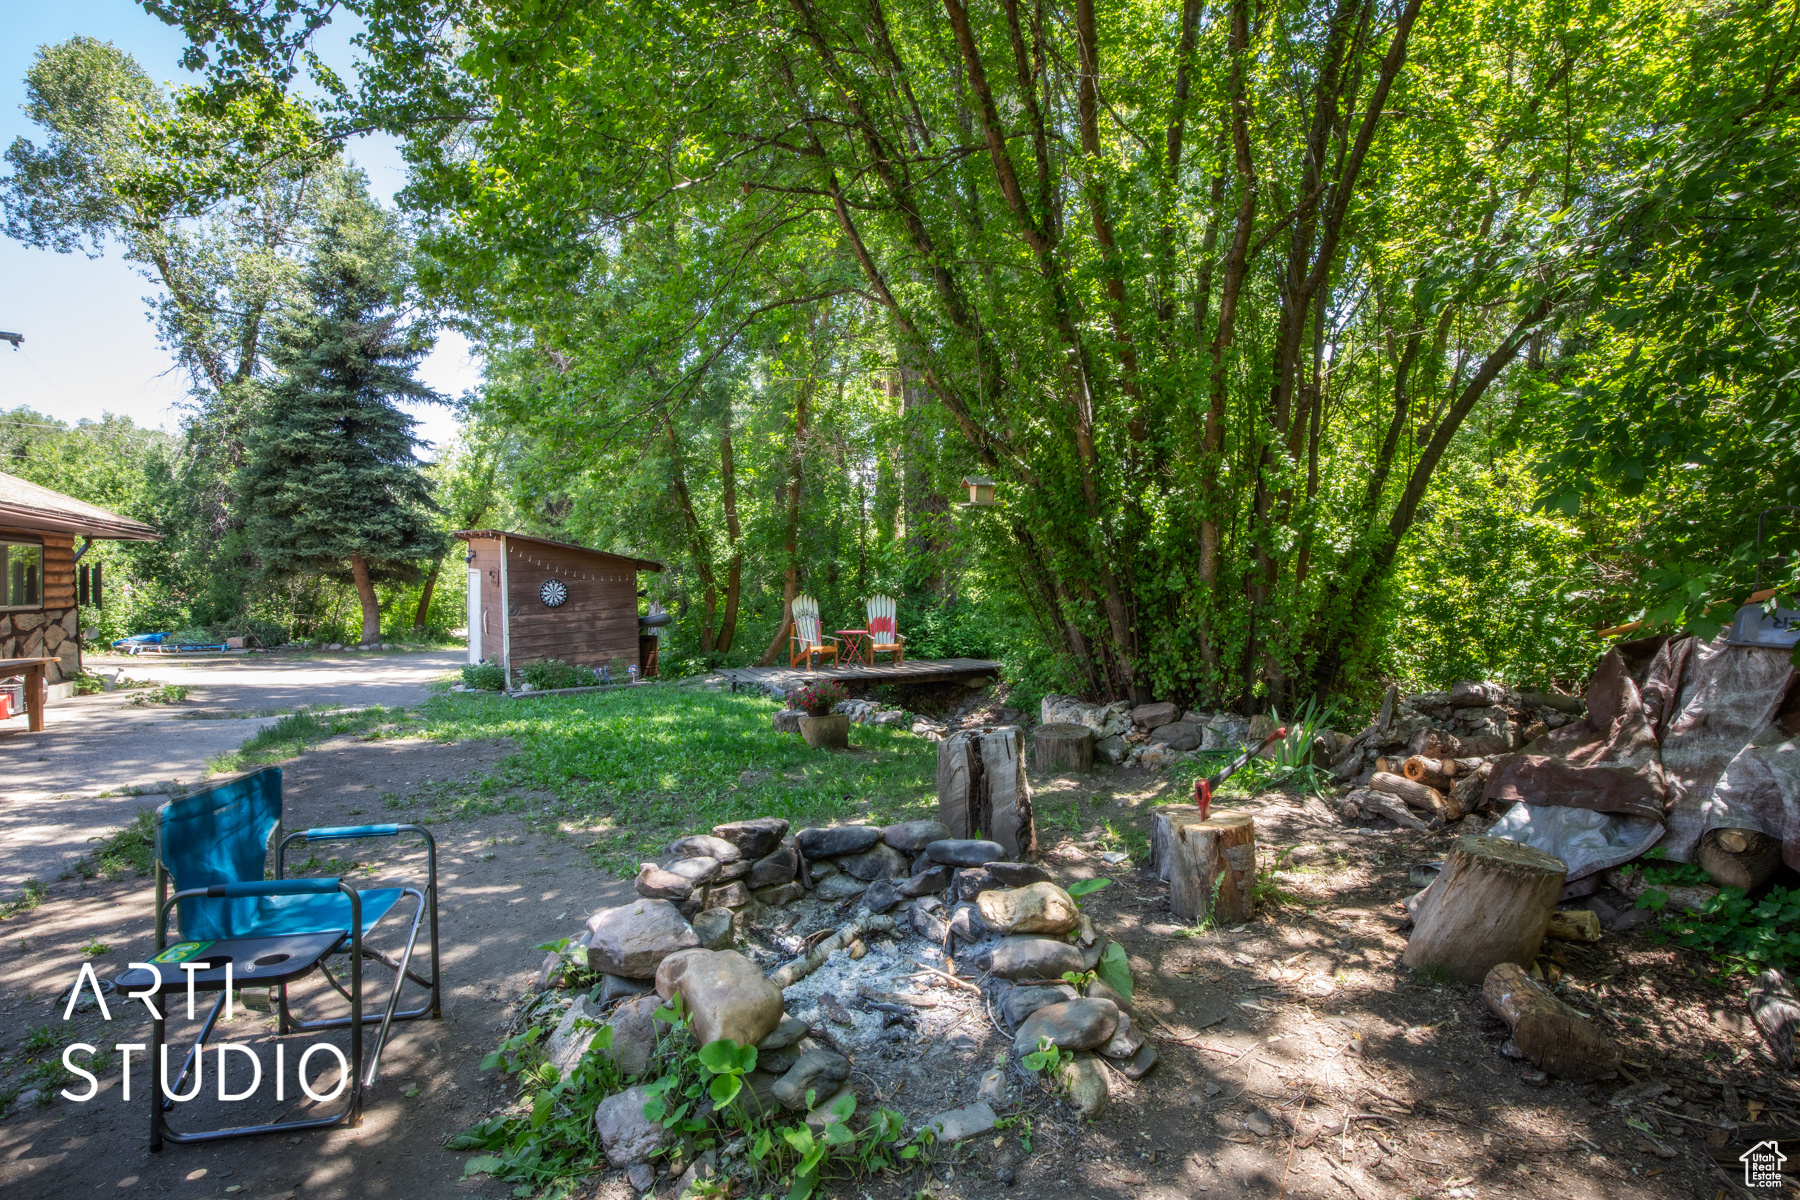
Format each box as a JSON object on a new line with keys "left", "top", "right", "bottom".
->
{"left": 238, "top": 187, "right": 446, "bottom": 645}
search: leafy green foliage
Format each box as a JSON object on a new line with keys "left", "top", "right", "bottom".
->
{"left": 786, "top": 680, "right": 847, "bottom": 717}
{"left": 70, "top": 809, "right": 157, "bottom": 879}
{"left": 1648, "top": 886, "right": 1800, "bottom": 978}
{"left": 1066, "top": 877, "right": 1112, "bottom": 905}
{"left": 1094, "top": 941, "right": 1134, "bottom": 1004}
{"left": 521, "top": 660, "right": 598, "bottom": 691}
{"left": 210, "top": 705, "right": 408, "bottom": 773}
{"left": 1020, "top": 1036, "right": 1064, "bottom": 1075}
{"left": 460, "top": 662, "right": 506, "bottom": 691}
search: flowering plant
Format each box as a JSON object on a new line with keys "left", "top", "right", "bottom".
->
{"left": 788, "top": 679, "right": 848, "bottom": 716}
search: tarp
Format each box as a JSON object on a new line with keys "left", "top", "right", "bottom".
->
{"left": 1485, "top": 630, "right": 1800, "bottom": 877}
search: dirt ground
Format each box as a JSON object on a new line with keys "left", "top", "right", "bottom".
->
{"left": 3, "top": 707, "right": 1796, "bottom": 1200}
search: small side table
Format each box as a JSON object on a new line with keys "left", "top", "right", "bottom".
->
{"left": 835, "top": 629, "right": 871, "bottom": 666}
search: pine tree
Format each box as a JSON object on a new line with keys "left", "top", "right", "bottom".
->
{"left": 239, "top": 192, "right": 447, "bottom": 645}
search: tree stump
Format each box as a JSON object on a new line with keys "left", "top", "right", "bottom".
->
{"left": 772, "top": 709, "right": 805, "bottom": 733}
{"left": 1698, "top": 828, "right": 1783, "bottom": 892}
{"left": 1370, "top": 771, "right": 1456, "bottom": 820}
{"left": 938, "top": 726, "right": 1036, "bottom": 860}
{"left": 1167, "top": 813, "right": 1256, "bottom": 925}
{"left": 1483, "top": 961, "right": 1620, "bottom": 1081}
{"left": 1032, "top": 723, "right": 1094, "bottom": 774}
{"left": 1149, "top": 804, "right": 1204, "bottom": 881}
{"left": 1404, "top": 836, "right": 1566, "bottom": 983}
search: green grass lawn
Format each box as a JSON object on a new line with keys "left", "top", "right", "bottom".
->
{"left": 403, "top": 685, "right": 939, "bottom": 874}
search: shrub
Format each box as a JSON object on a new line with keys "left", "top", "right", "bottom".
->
{"left": 461, "top": 662, "right": 507, "bottom": 691}
{"left": 787, "top": 679, "right": 848, "bottom": 716}
{"left": 522, "top": 660, "right": 599, "bottom": 691}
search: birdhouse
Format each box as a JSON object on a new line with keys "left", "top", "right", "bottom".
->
{"left": 961, "top": 475, "right": 996, "bottom": 506}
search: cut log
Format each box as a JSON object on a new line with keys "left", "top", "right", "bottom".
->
{"left": 1032, "top": 722, "right": 1095, "bottom": 774}
{"left": 1697, "top": 828, "right": 1783, "bottom": 892}
{"left": 1450, "top": 761, "right": 1494, "bottom": 812}
{"left": 1402, "top": 755, "right": 1458, "bottom": 790}
{"left": 1149, "top": 804, "right": 1204, "bottom": 882}
{"left": 1374, "top": 755, "right": 1401, "bottom": 777}
{"left": 1168, "top": 813, "right": 1256, "bottom": 926}
{"left": 773, "top": 708, "right": 804, "bottom": 733}
{"left": 1750, "top": 969, "right": 1800, "bottom": 1068}
{"left": 1483, "top": 961, "right": 1620, "bottom": 1081}
{"left": 1545, "top": 909, "right": 1602, "bottom": 942}
{"left": 938, "top": 726, "right": 1035, "bottom": 860}
{"left": 1377, "top": 684, "right": 1398, "bottom": 735}
{"left": 1357, "top": 789, "right": 1433, "bottom": 832}
{"left": 1404, "top": 836, "right": 1567, "bottom": 983}
{"left": 1370, "top": 771, "right": 1457, "bottom": 821}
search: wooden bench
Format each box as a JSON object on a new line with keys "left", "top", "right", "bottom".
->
{"left": 0, "top": 656, "right": 58, "bottom": 732}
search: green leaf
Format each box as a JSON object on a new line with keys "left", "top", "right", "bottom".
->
{"left": 708, "top": 1073, "right": 742, "bottom": 1106}
{"left": 1095, "top": 941, "right": 1134, "bottom": 1003}
{"left": 1067, "top": 877, "right": 1112, "bottom": 899}
{"left": 462, "top": 1155, "right": 506, "bottom": 1178}
{"left": 697, "top": 1038, "right": 756, "bottom": 1075}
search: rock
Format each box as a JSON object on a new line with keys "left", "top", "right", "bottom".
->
{"left": 1450, "top": 680, "right": 1509, "bottom": 708}
{"left": 1013, "top": 999, "right": 1121, "bottom": 1055}
{"left": 753, "top": 882, "right": 805, "bottom": 907}
{"left": 594, "top": 1085, "right": 667, "bottom": 1166}
{"left": 926, "top": 838, "right": 1006, "bottom": 867}
{"left": 655, "top": 949, "right": 784, "bottom": 1048}
{"left": 757, "top": 1037, "right": 816, "bottom": 1075}
{"left": 808, "top": 860, "right": 838, "bottom": 880}
{"left": 922, "top": 1100, "right": 998, "bottom": 1143}
{"left": 1098, "top": 1012, "right": 1143, "bottom": 1059}
{"left": 749, "top": 843, "right": 799, "bottom": 888}
{"left": 983, "top": 936, "right": 1086, "bottom": 981}
{"left": 712, "top": 818, "right": 790, "bottom": 859}
{"left": 897, "top": 864, "right": 952, "bottom": 896}
{"left": 1521, "top": 1068, "right": 1550, "bottom": 1087}
{"left": 803, "top": 1084, "right": 856, "bottom": 1129}
{"left": 626, "top": 1163, "right": 656, "bottom": 1193}
{"left": 997, "top": 1165, "right": 1016, "bottom": 1187}
{"left": 773, "top": 708, "right": 805, "bottom": 733}
{"left": 796, "top": 826, "right": 882, "bottom": 858}
{"left": 999, "top": 983, "right": 1079, "bottom": 1026}
{"left": 842, "top": 842, "right": 909, "bottom": 880}
{"left": 946, "top": 902, "right": 989, "bottom": 946}
{"left": 911, "top": 899, "right": 949, "bottom": 941}
{"left": 703, "top": 880, "right": 751, "bottom": 909}
{"left": 758, "top": 1016, "right": 809, "bottom": 1051}
{"left": 602, "top": 994, "right": 662, "bottom": 1077}
{"left": 670, "top": 834, "right": 744, "bottom": 863}
{"left": 773, "top": 1048, "right": 851, "bottom": 1110}
{"left": 595, "top": 973, "right": 654, "bottom": 1005}
{"left": 814, "top": 874, "right": 867, "bottom": 901}
{"left": 976, "top": 882, "right": 1080, "bottom": 935}
{"left": 1087, "top": 976, "right": 1132, "bottom": 1012}
{"left": 1119, "top": 1042, "right": 1158, "bottom": 1079}
{"left": 977, "top": 1068, "right": 1007, "bottom": 1104}
{"left": 861, "top": 877, "right": 903, "bottom": 914}
{"left": 1243, "top": 1109, "right": 1274, "bottom": 1137}
{"left": 952, "top": 867, "right": 999, "bottom": 901}
{"left": 587, "top": 900, "right": 701, "bottom": 978}
{"left": 1094, "top": 734, "right": 1127, "bottom": 765}
{"left": 668, "top": 856, "right": 722, "bottom": 885}
{"left": 692, "top": 907, "right": 736, "bottom": 950}
{"left": 1057, "top": 1053, "right": 1110, "bottom": 1116}
{"left": 635, "top": 863, "right": 695, "bottom": 901}
{"left": 544, "top": 996, "right": 604, "bottom": 1076}
{"left": 1149, "top": 721, "right": 1202, "bottom": 751}
{"left": 716, "top": 858, "right": 752, "bottom": 882}
{"left": 1130, "top": 701, "right": 1178, "bottom": 729}
{"left": 986, "top": 862, "right": 1053, "bottom": 887}
{"left": 673, "top": 1149, "right": 717, "bottom": 1198}
{"left": 882, "top": 819, "right": 952, "bottom": 851}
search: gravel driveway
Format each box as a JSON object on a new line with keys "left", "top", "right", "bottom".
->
{"left": 0, "top": 649, "right": 464, "bottom": 891}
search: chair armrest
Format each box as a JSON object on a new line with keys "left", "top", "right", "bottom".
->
{"left": 202, "top": 878, "right": 347, "bottom": 898}
{"left": 303, "top": 824, "right": 402, "bottom": 841}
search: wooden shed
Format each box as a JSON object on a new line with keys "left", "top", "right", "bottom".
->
{"left": 454, "top": 530, "right": 664, "bottom": 685}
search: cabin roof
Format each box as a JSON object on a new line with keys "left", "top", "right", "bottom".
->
{"left": 0, "top": 470, "right": 161, "bottom": 541}
{"left": 453, "top": 529, "right": 664, "bottom": 572}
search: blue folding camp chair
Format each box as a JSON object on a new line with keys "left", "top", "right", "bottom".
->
{"left": 118, "top": 765, "right": 439, "bottom": 1150}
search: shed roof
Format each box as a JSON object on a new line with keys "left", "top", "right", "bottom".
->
{"left": 0, "top": 470, "right": 161, "bottom": 541}
{"left": 453, "top": 529, "right": 663, "bottom": 572}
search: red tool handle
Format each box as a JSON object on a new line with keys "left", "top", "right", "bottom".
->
{"left": 1194, "top": 725, "right": 1288, "bottom": 819}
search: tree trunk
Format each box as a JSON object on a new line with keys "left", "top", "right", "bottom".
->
{"left": 1483, "top": 961, "right": 1620, "bottom": 1081}
{"left": 937, "top": 726, "right": 1036, "bottom": 861}
{"left": 1167, "top": 812, "right": 1256, "bottom": 925}
{"left": 717, "top": 415, "right": 743, "bottom": 653}
{"left": 759, "top": 377, "right": 810, "bottom": 666}
{"left": 1405, "top": 836, "right": 1566, "bottom": 983}
{"left": 1031, "top": 723, "right": 1094, "bottom": 774}
{"left": 349, "top": 553, "right": 381, "bottom": 646}
{"left": 412, "top": 555, "right": 442, "bottom": 632}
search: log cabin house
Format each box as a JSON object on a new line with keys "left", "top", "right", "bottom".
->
{"left": 0, "top": 470, "right": 160, "bottom": 684}
{"left": 454, "top": 530, "right": 664, "bottom": 686}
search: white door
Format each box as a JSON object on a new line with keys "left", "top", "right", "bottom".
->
{"left": 466, "top": 568, "right": 482, "bottom": 663}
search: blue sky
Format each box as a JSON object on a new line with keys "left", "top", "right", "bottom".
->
{"left": 0, "top": 0, "right": 476, "bottom": 453}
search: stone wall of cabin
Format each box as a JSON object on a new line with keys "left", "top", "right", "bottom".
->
{"left": 0, "top": 529, "right": 80, "bottom": 683}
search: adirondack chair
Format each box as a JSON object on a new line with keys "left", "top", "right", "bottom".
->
{"left": 866, "top": 594, "right": 905, "bottom": 664}
{"left": 789, "top": 595, "right": 839, "bottom": 668}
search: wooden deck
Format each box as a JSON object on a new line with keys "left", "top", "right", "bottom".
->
{"left": 717, "top": 657, "right": 1002, "bottom": 691}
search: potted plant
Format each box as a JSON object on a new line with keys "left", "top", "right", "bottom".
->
{"left": 789, "top": 679, "right": 851, "bottom": 749}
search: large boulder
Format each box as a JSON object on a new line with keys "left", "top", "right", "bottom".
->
{"left": 635, "top": 862, "right": 695, "bottom": 901}
{"left": 998, "top": 983, "right": 1078, "bottom": 1026}
{"left": 749, "top": 843, "right": 799, "bottom": 888}
{"left": 986, "top": 862, "right": 1053, "bottom": 888}
{"left": 712, "top": 818, "right": 790, "bottom": 859}
{"left": 692, "top": 907, "right": 736, "bottom": 951}
{"left": 603, "top": 993, "right": 662, "bottom": 1077}
{"left": 881, "top": 820, "right": 951, "bottom": 851}
{"left": 926, "top": 839, "right": 1005, "bottom": 867}
{"left": 1149, "top": 721, "right": 1203, "bottom": 751}
{"left": 981, "top": 936, "right": 1086, "bottom": 981}
{"left": 842, "top": 842, "right": 909, "bottom": 881}
{"left": 1130, "top": 701, "right": 1178, "bottom": 730}
{"left": 669, "top": 834, "right": 743, "bottom": 863}
{"left": 668, "top": 857, "right": 722, "bottom": 884}
{"left": 594, "top": 1085, "right": 667, "bottom": 1166}
{"left": 544, "top": 995, "right": 604, "bottom": 1077}
{"left": 796, "top": 826, "right": 882, "bottom": 858}
{"left": 772, "top": 1049, "right": 850, "bottom": 1111}
{"left": 976, "top": 882, "right": 1080, "bottom": 935}
{"left": 654, "top": 949, "right": 783, "bottom": 1048}
{"left": 1012, "top": 998, "right": 1122, "bottom": 1055}
{"left": 586, "top": 899, "right": 700, "bottom": 979}
{"left": 814, "top": 874, "right": 867, "bottom": 901}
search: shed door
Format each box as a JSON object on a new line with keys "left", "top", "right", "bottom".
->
{"left": 467, "top": 568, "right": 483, "bottom": 663}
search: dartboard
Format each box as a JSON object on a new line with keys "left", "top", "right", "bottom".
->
{"left": 539, "top": 579, "right": 569, "bottom": 607}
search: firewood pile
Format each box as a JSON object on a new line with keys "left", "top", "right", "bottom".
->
{"left": 1331, "top": 680, "right": 1584, "bottom": 831}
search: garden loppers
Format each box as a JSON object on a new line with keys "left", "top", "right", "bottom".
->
{"left": 1195, "top": 726, "right": 1288, "bottom": 819}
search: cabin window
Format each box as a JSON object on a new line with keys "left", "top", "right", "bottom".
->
{"left": 1, "top": 541, "right": 43, "bottom": 610}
